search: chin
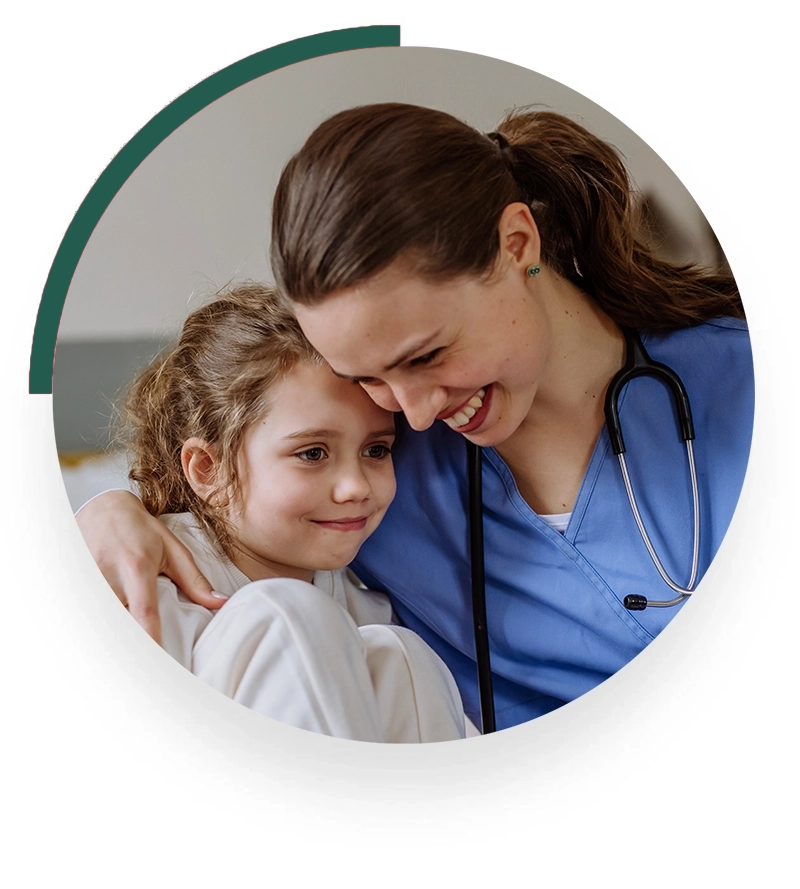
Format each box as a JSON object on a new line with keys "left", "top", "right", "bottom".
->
{"left": 465, "top": 421, "right": 512, "bottom": 448}
{"left": 318, "top": 549, "right": 363, "bottom": 571}
{"left": 474, "top": 400, "right": 530, "bottom": 446}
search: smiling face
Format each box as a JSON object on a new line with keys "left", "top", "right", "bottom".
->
{"left": 293, "top": 259, "right": 551, "bottom": 449}
{"left": 223, "top": 361, "right": 397, "bottom": 582}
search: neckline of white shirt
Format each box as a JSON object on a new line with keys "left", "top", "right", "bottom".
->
{"left": 538, "top": 511, "right": 572, "bottom": 534}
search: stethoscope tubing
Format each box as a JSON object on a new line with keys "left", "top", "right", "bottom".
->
{"left": 464, "top": 327, "right": 700, "bottom": 732}
{"left": 616, "top": 440, "right": 699, "bottom": 604}
{"left": 467, "top": 440, "right": 496, "bottom": 734}
{"left": 606, "top": 328, "right": 700, "bottom": 610}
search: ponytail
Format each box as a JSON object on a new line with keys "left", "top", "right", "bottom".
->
{"left": 272, "top": 103, "right": 742, "bottom": 328}
{"left": 496, "top": 109, "right": 742, "bottom": 327}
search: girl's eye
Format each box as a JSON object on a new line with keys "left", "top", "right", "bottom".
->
{"left": 363, "top": 444, "right": 392, "bottom": 460}
{"left": 297, "top": 447, "right": 327, "bottom": 463}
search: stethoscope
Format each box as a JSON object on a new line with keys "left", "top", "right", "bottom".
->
{"left": 466, "top": 327, "right": 699, "bottom": 734}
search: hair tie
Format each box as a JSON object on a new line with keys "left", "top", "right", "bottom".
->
{"left": 486, "top": 131, "right": 510, "bottom": 151}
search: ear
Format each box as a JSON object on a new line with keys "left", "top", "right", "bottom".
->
{"left": 497, "top": 202, "right": 542, "bottom": 271}
{"left": 181, "top": 437, "right": 224, "bottom": 504}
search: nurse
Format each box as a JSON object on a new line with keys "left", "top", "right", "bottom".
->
{"left": 78, "top": 103, "right": 754, "bottom": 732}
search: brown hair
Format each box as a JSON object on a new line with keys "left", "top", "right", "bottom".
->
{"left": 119, "top": 282, "right": 322, "bottom": 553}
{"left": 271, "top": 103, "right": 742, "bottom": 329}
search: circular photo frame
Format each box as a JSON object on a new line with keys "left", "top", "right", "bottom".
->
{"left": 39, "top": 27, "right": 754, "bottom": 743}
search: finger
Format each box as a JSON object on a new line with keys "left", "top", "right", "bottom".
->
{"left": 119, "top": 569, "right": 162, "bottom": 646}
{"left": 161, "top": 533, "right": 228, "bottom": 610}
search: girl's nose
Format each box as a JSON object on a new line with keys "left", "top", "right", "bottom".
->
{"left": 332, "top": 462, "right": 372, "bottom": 504}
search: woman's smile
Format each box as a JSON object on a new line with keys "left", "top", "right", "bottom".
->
{"left": 439, "top": 386, "right": 490, "bottom": 432}
{"left": 294, "top": 262, "right": 549, "bottom": 448}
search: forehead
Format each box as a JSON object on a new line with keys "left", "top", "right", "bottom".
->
{"left": 267, "top": 361, "right": 394, "bottom": 427}
{"left": 293, "top": 268, "right": 477, "bottom": 372}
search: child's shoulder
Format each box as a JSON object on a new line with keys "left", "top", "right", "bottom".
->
{"left": 159, "top": 513, "right": 246, "bottom": 597}
{"left": 159, "top": 512, "right": 211, "bottom": 553}
{"left": 315, "top": 567, "right": 395, "bottom": 627}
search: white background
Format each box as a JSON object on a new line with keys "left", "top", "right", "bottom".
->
{"left": 4, "top": 2, "right": 796, "bottom": 885}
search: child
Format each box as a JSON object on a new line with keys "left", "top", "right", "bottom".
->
{"left": 121, "top": 283, "right": 466, "bottom": 742}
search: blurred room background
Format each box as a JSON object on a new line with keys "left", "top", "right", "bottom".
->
{"left": 54, "top": 47, "right": 728, "bottom": 511}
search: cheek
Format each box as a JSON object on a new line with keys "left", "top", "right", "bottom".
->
{"left": 240, "top": 466, "right": 316, "bottom": 523}
{"left": 376, "top": 468, "right": 397, "bottom": 510}
{"left": 277, "top": 474, "right": 324, "bottom": 516}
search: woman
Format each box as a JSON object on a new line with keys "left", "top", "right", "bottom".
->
{"left": 78, "top": 103, "right": 753, "bottom": 733}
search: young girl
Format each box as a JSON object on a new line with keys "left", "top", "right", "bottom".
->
{"left": 119, "top": 282, "right": 466, "bottom": 742}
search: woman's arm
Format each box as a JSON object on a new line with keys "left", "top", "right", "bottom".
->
{"left": 75, "top": 490, "right": 225, "bottom": 644}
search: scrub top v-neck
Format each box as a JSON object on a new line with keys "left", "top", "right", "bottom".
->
{"left": 351, "top": 319, "right": 754, "bottom": 731}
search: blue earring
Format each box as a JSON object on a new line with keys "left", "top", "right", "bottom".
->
{"left": 526, "top": 264, "right": 541, "bottom": 277}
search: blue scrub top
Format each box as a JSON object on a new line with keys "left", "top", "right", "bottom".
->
{"left": 351, "top": 319, "right": 754, "bottom": 731}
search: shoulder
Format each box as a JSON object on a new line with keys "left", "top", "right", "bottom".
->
{"left": 158, "top": 513, "right": 246, "bottom": 597}
{"left": 159, "top": 512, "right": 212, "bottom": 551}
{"left": 318, "top": 567, "right": 395, "bottom": 626}
{"left": 158, "top": 512, "right": 224, "bottom": 570}
{"left": 645, "top": 316, "right": 754, "bottom": 413}
{"left": 643, "top": 318, "right": 754, "bottom": 389}
{"left": 645, "top": 317, "right": 751, "bottom": 353}
{"left": 688, "top": 317, "right": 748, "bottom": 333}
{"left": 643, "top": 319, "right": 754, "bottom": 514}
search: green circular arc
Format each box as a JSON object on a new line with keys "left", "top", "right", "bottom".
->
{"left": 29, "top": 25, "right": 401, "bottom": 395}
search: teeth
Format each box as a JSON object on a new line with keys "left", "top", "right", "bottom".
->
{"left": 443, "top": 388, "right": 487, "bottom": 430}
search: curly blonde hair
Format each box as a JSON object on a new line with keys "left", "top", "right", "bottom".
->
{"left": 120, "top": 282, "right": 323, "bottom": 554}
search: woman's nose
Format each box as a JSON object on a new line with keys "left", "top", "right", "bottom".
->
{"left": 390, "top": 381, "right": 447, "bottom": 431}
{"left": 362, "top": 383, "right": 403, "bottom": 413}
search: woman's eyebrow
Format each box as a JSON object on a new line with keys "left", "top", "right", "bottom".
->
{"left": 382, "top": 331, "right": 443, "bottom": 371}
{"left": 331, "top": 331, "right": 444, "bottom": 382}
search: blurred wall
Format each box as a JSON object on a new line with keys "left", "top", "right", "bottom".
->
{"left": 54, "top": 46, "right": 721, "bottom": 453}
